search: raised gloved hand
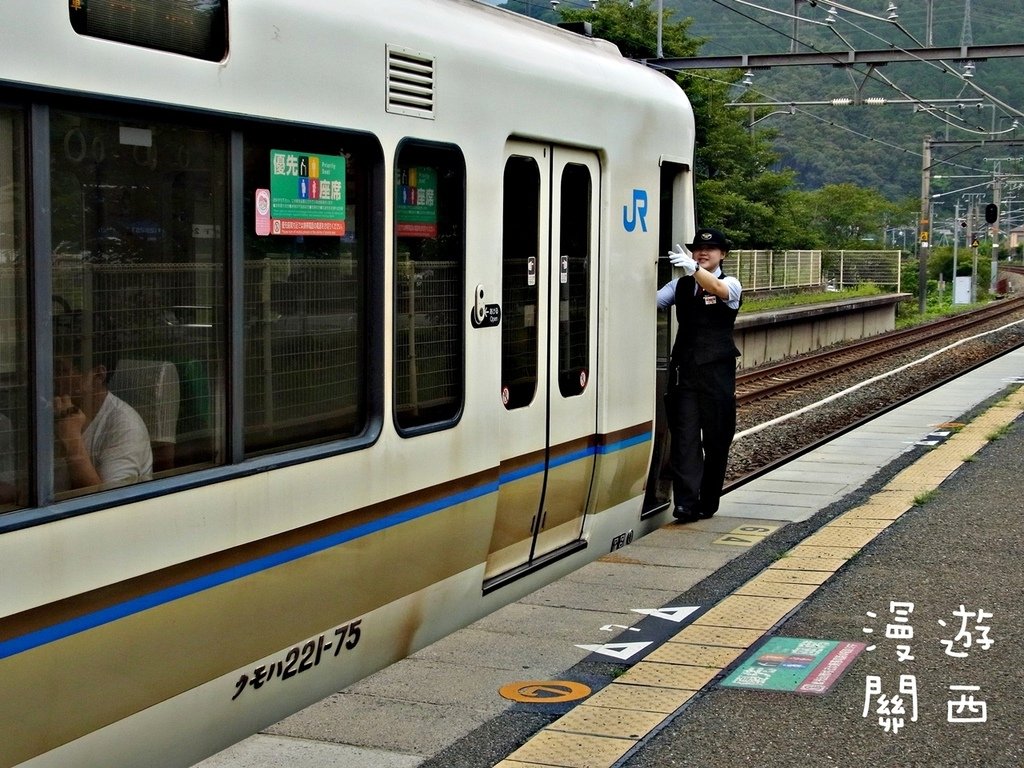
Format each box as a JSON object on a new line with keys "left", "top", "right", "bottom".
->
{"left": 668, "top": 244, "right": 697, "bottom": 276}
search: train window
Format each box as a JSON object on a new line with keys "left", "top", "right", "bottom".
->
{"left": 68, "top": 0, "right": 228, "bottom": 63}
{"left": 0, "top": 108, "right": 28, "bottom": 510}
{"left": 242, "top": 131, "right": 376, "bottom": 455}
{"left": 50, "top": 109, "right": 227, "bottom": 498}
{"left": 393, "top": 142, "right": 465, "bottom": 432}
{"left": 656, "top": 162, "right": 680, "bottom": 367}
{"left": 557, "top": 163, "right": 591, "bottom": 398}
{"left": 500, "top": 155, "right": 540, "bottom": 410}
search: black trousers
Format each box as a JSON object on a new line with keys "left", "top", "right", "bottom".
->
{"left": 665, "top": 358, "right": 737, "bottom": 515}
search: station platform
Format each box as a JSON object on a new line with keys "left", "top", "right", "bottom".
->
{"left": 197, "top": 347, "right": 1024, "bottom": 768}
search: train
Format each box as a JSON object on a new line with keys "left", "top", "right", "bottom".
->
{"left": 0, "top": 1, "right": 693, "bottom": 765}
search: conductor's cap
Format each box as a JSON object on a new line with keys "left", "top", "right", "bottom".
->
{"left": 686, "top": 228, "right": 730, "bottom": 251}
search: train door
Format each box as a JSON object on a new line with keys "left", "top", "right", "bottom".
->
{"left": 484, "top": 142, "right": 599, "bottom": 585}
{"left": 643, "top": 159, "right": 691, "bottom": 515}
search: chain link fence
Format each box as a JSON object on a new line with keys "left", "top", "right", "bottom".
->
{"left": 822, "top": 250, "right": 902, "bottom": 292}
{"left": 728, "top": 249, "right": 902, "bottom": 292}
{"left": 730, "top": 250, "right": 821, "bottom": 291}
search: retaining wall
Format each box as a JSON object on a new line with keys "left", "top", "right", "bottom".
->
{"left": 736, "top": 294, "right": 910, "bottom": 370}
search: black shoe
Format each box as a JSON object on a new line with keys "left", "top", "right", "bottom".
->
{"left": 698, "top": 509, "right": 716, "bottom": 519}
{"left": 672, "top": 505, "right": 699, "bottom": 523}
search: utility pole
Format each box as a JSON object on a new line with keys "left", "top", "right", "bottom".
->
{"left": 970, "top": 198, "right": 979, "bottom": 302}
{"left": 656, "top": 0, "right": 663, "bottom": 58}
{"left": 991, "top": 173, "right": 1002, "bottom": 292}
{"left": 953, "top": 198, "right": 961, "bottom": 286}
{"left": 791, "top": 0, "right": 805, "bottom": 53}
{"left": 919, "top": 139, "right": 1024, "bottom": 309}
{"left": 918, "top": 137, "right": 931, "bottom": 313}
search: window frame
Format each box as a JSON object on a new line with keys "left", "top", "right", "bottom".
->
{"left": 0, "top": 102, "right": 30, "bottom": 515}
{"left": 555, "top": 161, "right": 592, "bottom": 400}
{"left": 0, "top": 91, "right": 385, "bottom": 534}
{"left": 68, "top": 0, "right": 229, "bottom": 63}
{"left": 499, "top": 153, "right": 542, "bottom": 411}
{"left": 391, "top": 138, "right": 467, "bottom": 438}
{"left": 239, "top": 125, "right": 383, "bottom": 457}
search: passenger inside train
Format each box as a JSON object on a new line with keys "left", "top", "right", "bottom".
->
{"left": 53, "top": 332, "right": 153, "bottom": 494}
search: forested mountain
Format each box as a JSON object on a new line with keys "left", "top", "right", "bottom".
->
{"left": 672, "top": 0, "right": 1024, "bottom": 202}
{"left": 496, "top": 0, "right": 1024, "bottom": 203}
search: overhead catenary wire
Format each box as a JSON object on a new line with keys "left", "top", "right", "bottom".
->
{"left": 706, "top": 0, "right": 1024, "bottom": 124}
{"left": 678, "top": 0, "right": 1024, "bottom": 178}
{"left": 672, "top": 67, "right": 993, "bottom": 178}
{"left": 521, "top": 0, "right": 1023, "bottom": 177}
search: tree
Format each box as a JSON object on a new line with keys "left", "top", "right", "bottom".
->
{"left": 560, "top": 1, "right": 806, "bottom": 247}
{"left": 680, "top": 71, "right": 806, "bottom": 247}
{"left": 560, "top": 0, "right": 701, "bottom": 60}
{"left": 507, "top": 0, "right": 919, "bottom": 252}
{"left": 797, "top": 183, "right": 909, "bottom": 249}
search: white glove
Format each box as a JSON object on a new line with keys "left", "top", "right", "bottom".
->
{"left": 668, "top": 244, "right": 697, "bottom": 276}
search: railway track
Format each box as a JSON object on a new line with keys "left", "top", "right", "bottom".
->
{"left": 736, "top": 295, "right": 1024, "bottom": 406}
{"left": 724, "top": 296, "right": 1024, "bottom": 490}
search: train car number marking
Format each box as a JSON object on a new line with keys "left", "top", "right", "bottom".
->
{"left": 232, "top": 618, "right": 363, "bottom": 700}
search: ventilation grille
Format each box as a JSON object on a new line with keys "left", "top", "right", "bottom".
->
{"left": 387, "top": 46, "right": 435, "bottom": 119}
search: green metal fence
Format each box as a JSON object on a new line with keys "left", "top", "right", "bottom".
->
{"left": 728, "top": 249, "right": 902, "bottom": 292}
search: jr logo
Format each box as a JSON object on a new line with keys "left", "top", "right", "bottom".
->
{"left": 623, "top": 188, "right": 648, "bottom": 233}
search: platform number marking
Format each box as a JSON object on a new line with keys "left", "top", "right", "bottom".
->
{"left": 714, "top": 525, "right": 779, "bottom": 547}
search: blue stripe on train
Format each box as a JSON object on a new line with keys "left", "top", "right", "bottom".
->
{"left": 498, "top": 431, "right": 650, "bottom": 482}
{"left": 0, "top": 431, "right": 650, "bottom": 660}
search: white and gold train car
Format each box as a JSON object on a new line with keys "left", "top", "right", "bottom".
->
{"left": 0, "top": 1, "right": 694, "bottom": 765}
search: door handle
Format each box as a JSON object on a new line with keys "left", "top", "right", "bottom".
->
{"left": 473, "top": 283, "right": 486, "bottom": 325}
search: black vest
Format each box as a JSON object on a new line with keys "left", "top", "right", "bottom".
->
{"left": 671, "top": 271, "right": 741, "bottom": 367}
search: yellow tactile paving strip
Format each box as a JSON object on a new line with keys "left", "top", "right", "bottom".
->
{"left": 581, "top": 682, "right": 697, "bottom": 713}
{"left": 615, "top": 661, "right": 721, "bottom": 690}
{"left": 495, "top": 386, "right": 1024, "bottom": 768}
{"left": 644, "top": 641, "right": 745, "bottom": 668}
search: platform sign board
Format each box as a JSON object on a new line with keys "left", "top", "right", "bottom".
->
{"left": 721, "top": 637, "right": 865, "bottom": 695}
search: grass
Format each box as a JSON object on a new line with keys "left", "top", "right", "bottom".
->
{"left": 738, "top": 283, "right": 998, "bottom": 334}
{"left": 986, "top": 423, "right": 1014, "bottom": 442}
{"left": 894, "top": 298, "right": 992, "bottom": 330}
{"left": 912, "top": 489, "right": 939, "bottom": 506}
{"left": 740, "top": 284, "right": 884, "bottom": 314}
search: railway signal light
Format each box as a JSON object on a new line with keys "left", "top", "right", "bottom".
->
{"left": 985, "top": 203, "right": 998, "bottom": 224}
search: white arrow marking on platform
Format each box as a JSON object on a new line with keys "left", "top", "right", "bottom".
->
{"left": 631, "top": 606, "right": 700, "bottom": 623}
{"left": 600, "top": 624, "right": 641, "bottom": 632}
{"left": 575, "top": 641, "right": 653, "bottom": 660}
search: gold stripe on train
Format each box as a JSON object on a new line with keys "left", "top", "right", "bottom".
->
{"left": 0, "top": 496, "right": 493, "bottom": 768}
{"left": 0, "top": 468, "right": 497, "bottom": 644}
{"left": 0, "top": 423, "right": 652, "bottom": 766}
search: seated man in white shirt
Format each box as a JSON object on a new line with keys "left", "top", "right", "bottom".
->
{"left": 54, "top": 337, "right": 152, "bottom": 493}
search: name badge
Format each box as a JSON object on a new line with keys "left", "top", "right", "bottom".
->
{"left": 703, "top": 294, "right": 718, "bottom": 305}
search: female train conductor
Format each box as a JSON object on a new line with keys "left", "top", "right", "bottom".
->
{"left": 656, "top": 228, "right": 743, "bottom": 524}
